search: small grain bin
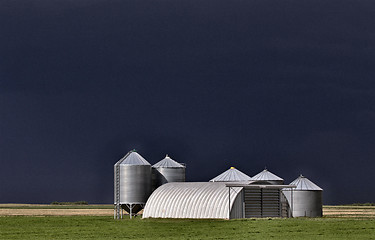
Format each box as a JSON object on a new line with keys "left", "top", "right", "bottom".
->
{"left": 152, "top": 154, "right": 185, "bottom": 190}
{"left": 210, "top": 167, "right": 252, "bottom": 182}
{"left": 114, "top": 150, "right": 152, "bottom": 218}
{"left": 251, "top": 168, "right": 284, "bottom": 185}
{"left": 282, "top": 175, "right": 323, "bottom": 217}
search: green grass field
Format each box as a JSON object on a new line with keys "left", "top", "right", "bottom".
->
{"left": 1, "top": 216, "right": 375, "bottom": 239}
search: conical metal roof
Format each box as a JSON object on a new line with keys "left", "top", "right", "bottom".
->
{"left": 287, "top": 175, "right": 323, "bottom": 191}
{"left": 210, "top": 167, "right": 252, "bottom": 182}
{"left": 117, "top": 151, "right": 151, "bottom": 165}
{"left": 153, "top": 154, "right": 185, "bottom": 168}
{"left": 251, "top": 169, "right": 284, "bottom": 181}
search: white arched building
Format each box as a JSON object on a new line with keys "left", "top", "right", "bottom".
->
{"left": 142, "top": 182, "right": 294, "bottom": 219}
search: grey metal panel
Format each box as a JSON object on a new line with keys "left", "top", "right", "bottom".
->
{"left": 244, "top": 188, "right": 281, "bottom": 218}
{"left": 283, "top": 190, "right": 322, "bottom": 217}
{"left": 119, "top": 164, "right": 152, "bottom": 204}
{"left": 152, "top": 167, "right": 185, "bottom": 190}
{"left": 210, "top": 167, "right": 252, "bottom": 182}
{"left": 280, "top": 191, "right": 291, "bottom": 218}
{"left": 244, "top": 189, "right": 262, "bottom": 218}
{"left": 230, "top": 189, "right": 244, "bottom": 219}
{"left": 143, "top": 182, "right": 243, "bottom": 219}
{"left": 250, "top": 180, "right": 284, "bottom": 185}
{"left": 282, "top": 175, "right": 322, "bottom": 217}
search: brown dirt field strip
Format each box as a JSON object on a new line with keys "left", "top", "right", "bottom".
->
{"left": 0, "top": 204, "right": 49, "bottom": 207}
{"left": 323, "top": 207, "right": 375, "bottom": 217}
{"left": 0, "top": 209, "right": 113, "bottom": 216}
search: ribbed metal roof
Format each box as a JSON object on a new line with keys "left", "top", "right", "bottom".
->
{"left": 285, "top": 175, "right": 323, "bottom": 191}
{"left": 153, "top": 154, "right": 185, "bottom": 168}
{"left": 251, "top": 169, "right": 284, "bottom": 181}
{"left": 142, "top": 182, "right": 242, "bottom": 219}
{"left": 116, "top": 151, "right": 151, "bottom": 165}
{"left": 210, "top": 167, "right": 252, "bottom": 182}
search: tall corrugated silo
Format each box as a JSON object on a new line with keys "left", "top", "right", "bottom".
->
{"left": 282, "top": 175, "right": 323, "bottom": 217}
{"left": 251, "top": 168, "right": 284, "bottom": 185}
{"left": 114, "top": 150, "right": 152, "bottom": 219}
{"left": 152, "top": 154, "right": 185, "bottom": 190}
{"left": 210, "top": 167, "right": 252, "bottom": 182}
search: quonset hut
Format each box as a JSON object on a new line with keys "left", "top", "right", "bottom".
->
{"left": 143, "top": 182, "right": 244, "bottom": 219}
{"left": 152, "top": 154, "right": 185, "bottom": 190}
{"left": 282, "top": 175, "right": 323, "bottom": 217}
{"left": 143, "top": 181, "right": 295, "bottom": 219}
{"left": 114, "top": 150, "right": 152, "bottom": 219}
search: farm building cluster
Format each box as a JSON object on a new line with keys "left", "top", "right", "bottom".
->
{"left": 114, "top": 150, "right": 323, "bottom": 219}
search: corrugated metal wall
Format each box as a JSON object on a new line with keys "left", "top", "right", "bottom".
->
{"left": 280, "top": 191, "right": 291, "bottom": 218}
{"left": 143, "top": 182, "right": 243, "bottom": 219}
{"left": 244, "top": 188, "right": 281, "bottom": 218}
{"left": 230, "top": 188, "right": 244, "bottom": 219}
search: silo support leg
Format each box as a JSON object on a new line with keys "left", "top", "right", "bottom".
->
{"left": 130, "top": 204, "right": 132, "bottom": 219}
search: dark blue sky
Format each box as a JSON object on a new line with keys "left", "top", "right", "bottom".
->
{"left": 1, "top": 0, "right": 374, "bottom": 204}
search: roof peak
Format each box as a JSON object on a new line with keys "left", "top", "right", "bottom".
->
{"left": 210, "top": 167, "right": 252, "bottom": 182}
{"left": 251, "top": 169, "right": 284, "bottom": 181}
{"left": 288, "top": 175, "right": 322, "bottom": 191}
{"left": 116, "top": 151, "right": 151, "bottom": 165}
{"left": 153, "top": 154, "right": 185, "bottom": 168}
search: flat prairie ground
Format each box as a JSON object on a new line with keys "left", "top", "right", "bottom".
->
{"left": 1, "top": 204, "right": 375, "bottom": 217}
{"left": 0, "top": 204, "right": 113, "bottom": 216}
{"left": 0, "top": 204, "right": 374, "bottom": 239}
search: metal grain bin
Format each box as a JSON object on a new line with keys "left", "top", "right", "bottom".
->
{"left": 282, "top": 175, "right": 323, "bottom": 217}
{"left": 152, "top": 154, "right": 185, "bottom": 190}
{"left": 210, "top": 167, "right": 252, "bottom": 182}
{"left": 114, "top": 150, "right": 152, "bottom": 218}
{"left": 251, "top": 168, "right": 284, "bottom": 185}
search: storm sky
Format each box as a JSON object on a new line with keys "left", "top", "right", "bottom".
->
{"left": 1, "top": 0, "right": 374, "bottom": 204}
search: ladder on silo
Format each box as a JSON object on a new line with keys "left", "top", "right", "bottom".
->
{"left": 114, "top": 163, "right": 121, "bottom": 219}
{"left": 114, "top": 150, "right": 135, "bottom": 219}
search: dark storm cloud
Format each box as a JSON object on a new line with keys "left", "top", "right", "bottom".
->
{"left": 0, "top": 0, "right": 374, "bottom": 204}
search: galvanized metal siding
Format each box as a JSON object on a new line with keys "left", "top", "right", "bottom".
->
{"left": 283, "top": 190, "right": 322, "bottom": 217}
{"left": 152, "top": 167, "right": 185, "bottom": 187}
{"left": 244, "top": 188, "right": 281, "bottom": 218}
{"left": 143, "top": 182, "right": 243, "bottom": 219}
{"left": 244, "top": 188, "right": 262, "bottom": 217}
{"left": 230, "top": 189, "right": 244, "bottom": 219}
{"left": 119, "top": 164, "right": 152, "bottom": 204}
{"left": 280, "top": 191, "right": 291, "bottom": 218}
